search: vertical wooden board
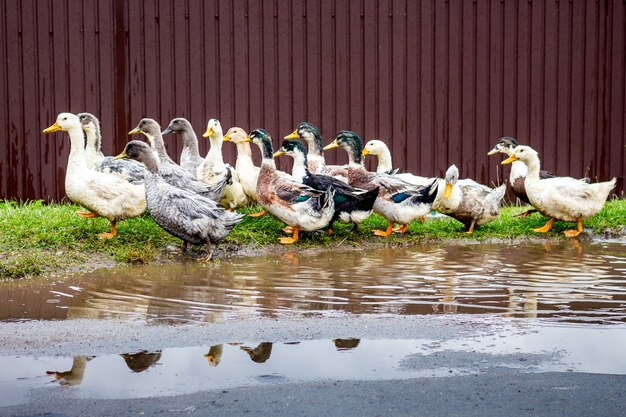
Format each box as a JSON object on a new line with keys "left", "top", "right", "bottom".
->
{"left": 569, "top": 0, "right": 585, "bottom": 179}
{"left": 333, "top": 0, "right": 349, "bottom": 135}
{"left": 502, "top": 0, "right": 517, "bottom": 137}
{"left": 228, "top": 0, "right": 249, "bottom": 162}
{"left": 377, "top": 0, "right": 392, "bottom": 149}
{"left": 349, "top": 0, "right": 364, "bottom": 135}
{"left": 200, "top": 0, "right": 217, "bottom": 157}
{"left": 290, "top": 0, "right": 306, "bottom": 124}
{"left": 247, "top": 0, "right": 263, "bottom": 134}
{"left": 362, "top": 0, "right": 378, "bottom": 142}
{"left": 0, "top": 1, "right": 8, "bottom": 197}
{"left": 405, "top": 0, "right": 420, "bottom": 174}
{"left": 67, "top": 0, "right": 85, "bottom": 112}
{"left": 261, "top": 0, "right": 277, "bottom": 136}
{"left": 173, "top": 0, "right": 189, "bottom": 117}
{"left": 595, "top": 0, "right": 608, "bottom": 180}
{"left": 486, "top": 0, "right": 504, "bottom": 184}
{"left": 516, "top": 0, "right": 531, "bottom": 144}
{"left": 556, "top": 0, "right": 572, "bottom": 176}
{"left": 461, "top": 0, "right": 477, "bottom": 179}
{"left": 96, "top": 0, "right": 116, "bottom": 153}
{"left": 82, "top": 0, "right": 99, "bottom": 114}
{"left": 446, "top": 0, "right": 461, "bottom": 174}
{"left": 276, "top": 0, "right": 292, "bottom": 155}
{"left": 419, "top": 0, "right": 435, "bottom": 177}
{"left": 187, "top": 0, "right": 205, "bottom": 142}
{"left": 141, "top": 0, "right": 159, "bottom": 125}
{"left": 433, "top": 0, "right": 448, "bottom": 176}
{"left": 582, "top": 1, "right": 598, "bottom": 179}
{"left": 391, "top": 0, "right": 407, "bottom": 171}
{"left": 608, "top": 0, "right": 624, "bottom": 185}
{"left": 475, "top": 0, "right": 490, "bottom": 181}
{"left": 20, "top": 0, "right": 40, "bottom": 198}
{"left": 320, "top": 0, "right": 337, "bottom": 164}
{"left": 529, "top": 0, "right": 545, "bottom": 155}
{"left": 542, "top": 0, "right": 558, "bottom": 173}
{"left": 157, "top": 0, "right": 174, "bottom": 128}
{"left": 6, "top": 0, "right": 24, "bottom": 199}
{"left": 304, "top": 0, "right": 321, "bottom": 128}
{"left": 112, "top": 0, "right": 129, "bottom": 157}
{"left": 127, "top": 0, "right": 144, "bottom": 124}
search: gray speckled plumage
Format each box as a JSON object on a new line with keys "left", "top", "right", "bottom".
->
{"left": 78, "top": 113, "right": 146, "bottom": 185}
{"left": 129, "top": 118, "right": 229, "bottom": 203}
{"left": 122, "top": 140, "right": 244, "bottom": 248}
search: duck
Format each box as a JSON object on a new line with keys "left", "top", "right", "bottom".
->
{"left": 323, "top": 131, "right": 439, "bottom": 236}
{"left": 222, "top": 127, "right": 266, "bottom": 218}
{"left": 362, "top": 139, "right": 434, "bottom": 186}
{"left": 78, "top": 113, "right": 146, "bottom": 184}
{"left": 432, "top": 164, "right": 506, "bottom": 233}
{"left": 502, "top": 145, "right": 616, "bottom": 237}
{"left": 116, "top": 140, "right": 244, "bottom": 255}
{"left": 198, "top": 119, "right": 249, "bottom": 210}
{"left": 247, "top": 128, "right": 335, "bottom": 244}
{"left": 128, "top": 118, "right": 228, "bottom": 203}
{"left": 284, "top": 122, "right": 349, "bottom": 181}
{"left": 274, "top": 139, "right": 378, "bottom": 232}
{"left": 42, "top": 113, "right": 146, "bottom": 239}
{"left": 161, "top": 117, "right": 204, "bottom": 176}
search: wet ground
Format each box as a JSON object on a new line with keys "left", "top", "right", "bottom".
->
{"left": 1, "top": 240, "right": 626, "bottom": 416}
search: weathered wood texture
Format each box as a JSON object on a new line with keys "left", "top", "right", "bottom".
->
{"left": 1, "top": 0, "right": 624, "bottom": 201}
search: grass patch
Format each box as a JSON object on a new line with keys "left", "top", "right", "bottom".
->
{"left": 1, "top": 198, "right": 624, "bottom": 279}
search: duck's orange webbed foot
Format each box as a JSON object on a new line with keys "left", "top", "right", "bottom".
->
{"left": 563, "top": 218, "right": 583, "bottom": 238}
{"left": 76, "top": 211, "right": 98, "bottom": 218}
{"left": 248, "top": 210, "right": 267, "bottom": 218}
{"left": 532, "top": 218, "right": 555, "bottom": 233}
{"left": 373, "top": 222, "right": 394, "bottom": 237}
{"left": 278, "top": 227, "right": 300, "bottom": 245}
{"left": 97, "top": 222, "right": 117, "bottom": 239}
{"left": 392, "top": 224, "right": 408, "bottom": 233}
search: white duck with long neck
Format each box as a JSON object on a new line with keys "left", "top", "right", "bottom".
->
{"left": 198, "top": 119, "right": 249, "bottom": 209}
{"left": 223, "top": 127, "right": 260, "bottom": 200}
{"left": 362, "top": 139, "right": 433, "bottom": 187}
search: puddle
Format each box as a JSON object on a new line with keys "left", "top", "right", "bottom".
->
{"left": 2, "top": 240, "right": 626, "bottom": 324}
{"left": 2, "top": 324, "right": 625, "bottom": 407}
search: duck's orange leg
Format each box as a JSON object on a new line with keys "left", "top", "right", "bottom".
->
{"left": 281, "top": 226, "right": 294, "bottom": 234}
{"left": 563, "top": 218, "right": 583, "bottom": 237}
{"left": 76, "top": 211, "right": 98, "bottom": 218}
{"left": 465, "top": 219, "right": 477, "bottom": 234}
{"left": 532, "top": 218, "right": 555, "bottom": 233}
{"left": 248, "top": 210, "right": 267, "bottom": 218}
{"left": 373, "top": 222, "right": 394, "bottom": 237}
{"left": 279, "top": 227, "right": 300, "bottom": 244}
{"left": 97, "top": 221, "right": 117, "bottom": 239}
{"left": 393, "top": 224, "right": 408, "bottom": 233}
{"left": 515, "top": 208, "right": 537, "bottom": 218}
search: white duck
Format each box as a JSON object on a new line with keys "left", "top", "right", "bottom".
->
{"left": 362, "top": 139, "right": 434, "bottom": 187}
{"left": 42, "top": 113, "right": 146, "bottom": 238}
{"left": 502, "top": 145, "right": 616, "bottom": 237}
{"left": 432, "top": 164, "right": 506, "bottom": 233}
{"left": 198, "top": 119, "right": 249, "bottom": 210}
{"left": 78, "top": 113, "right": 145, "bottom": 184}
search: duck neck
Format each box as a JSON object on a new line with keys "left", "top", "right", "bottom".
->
{"left": 302, "top": 131, "right": 324, "bottom": 157}
{"left": 347, "top": 147, "right": 363, "bottom": 168}
{"left": 524, "top": 155, "right": 542, "bottom": 182}
{"left": 290, "top": 152, "right": 310, "bottom": 182}
{"left": 180, "top": 129, "right": 201, "bottom": 160}
{"left": 374, "top": 149, "right": 393, "bottom": 173}
{"left": 141, "top": 155, "right": 160, "bottom": 174}
{"left": 66, "top": 125, "right": 87, "bottom": 170}
{"left": 207, "top": 134, "right": 224, "bottom": 165}
{"left": 145, "top": 132, "right": 174, "bottom": 164}
{"left": 234, "top": 141, "right": 254, "bottom": 169}
{"left": 83, "top": 127, "right": 104, "bottom": 165}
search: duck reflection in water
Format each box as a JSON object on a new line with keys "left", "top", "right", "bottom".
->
{"left": 204, "top": 344, "right": 223, "bottom": 367}
{"left": 120, "top": 350, "right": 162, "bottom": 372}
{"left": 240, "top": 342, "right": 273, "bottom": 363}
{"left": 333, "top": 338, "right": 361, "bottom": 350}
{"left": 46, "top": 355, "right": 91, "bottom": 386}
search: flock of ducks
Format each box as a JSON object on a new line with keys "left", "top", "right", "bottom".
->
{"left": 42, "top": 113, "right": 616, "bottom": 255}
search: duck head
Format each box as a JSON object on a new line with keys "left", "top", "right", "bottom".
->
{"left": 202, "top": 119, "right": 223, "bottom": 138}
{"left": 77, "top": 112, "right": 100, "bottom": 134}
{"left": 223, "top": 127, "right": 249, "bottom": 143}
{"left": 274, "top": 139, "right": 307, "bottom": 159}
{"left": 128, "top": 118, "right": 162, "bottom": 140}
{"left": 501, "top": 145, "right": 538, "bottom": 165}
{"left": 324, "top": 130, "right": 363, "bottom": 165}
{"left": 488, "top": 136, "right": 519, "bottom": 156}
{"left": 115, "top": 140, "right": 158, "bottom": 171}
{"left": 249, "top": 128, "right": 274, "bottom": 159}
{"left": 362, "top": 139, "right": 388, "bottom": 158}
{"left": 443, "top": 164, "right": 459, "bottom": 198}
{"left": 161, "top": 117, "right": 193, "bottom": 136}
{"left": 43, "top": 112, "right": 81, "bottom": 134}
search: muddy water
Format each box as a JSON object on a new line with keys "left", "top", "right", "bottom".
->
{"left": 2, "top": 240, "right": 626, "bottom": 324}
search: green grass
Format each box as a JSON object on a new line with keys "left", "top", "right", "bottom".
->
{"left": 1, "top": 198, "right": 625, "bottom": 279}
